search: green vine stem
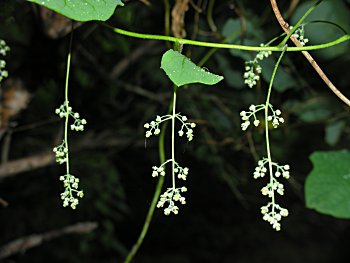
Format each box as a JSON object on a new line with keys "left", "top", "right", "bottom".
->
{"left": 106, "top": 24, "right": 350, "bottom": 52}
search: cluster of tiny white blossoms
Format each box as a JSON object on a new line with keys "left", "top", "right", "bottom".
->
{"left": 144, "top": 113, "right": 196, "bottom": 141}
{"left": 53, "top": 101, "right": 86, "bottom": 208}
{"left": 151, "top": 160, "right": 189, "bottom": 215}
{"left": 59, "top": 174, "right": 84, "bottom": 209}
{"left": 290, "top": 25, "right": 309, "bottom": 46}
{"left": 240, "top": 104, "right": 284, "bottom": 131}
{"left": 254, "top": 158, "right": 290, "bottom": 231}
{"left": 53, "top": 141, "right": 68, "bottom": 164}
{"left": 0, "top": 40, "right": 10, "bottom": 83}
{"left": 157, "top": 186, "right": 187, "bottom": 215}
{"left": 243, "top": 44, "right": 272, "bottom": 88}
{"left": 55, "top": 102, "right": 87, "bottom": 131}
{"left": 145, "top": 111, "right": 195, "bottom": 215}
{"left": 151, "top": 160, "right": 189, "bottom": 181}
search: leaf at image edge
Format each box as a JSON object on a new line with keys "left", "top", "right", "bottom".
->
{"left": 28, "top": 0, "right": 124, "bottom": 22}
{"left": 305, "top": 150, "right": 350, "bottom": 219}
{"left": 160, "top": 50, "right": 224, "bottom": 87}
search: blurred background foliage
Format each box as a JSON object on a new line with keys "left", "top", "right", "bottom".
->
{"left": 0, "top": 0, "right": 350, "bottom": 262}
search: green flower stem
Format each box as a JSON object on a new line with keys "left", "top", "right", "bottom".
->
{"left": 264, "top": 45, "right": 287, "bottom": 215}
{"left": 64, "top": 29, "right": 73, "bottom": 176}
{"left": 107, "top": 25, "right": 350, "bottom": 52}
{"left": 279, "top": 0, "right": 323, "bottom": 47}
{"left": 171, "top": 86, "right": 177, "bottom": 190}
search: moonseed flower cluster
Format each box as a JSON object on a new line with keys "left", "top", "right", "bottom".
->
{"left": 240, "top": 104, "right": 284, "bottom": 131}
{"left": 59, "top": 174, "right": 84, "bottom": 209}
{"left": 157, "top": 186, "right": 187, "bottom": 215}
{"left": 254, "top": 158, "right": 290, "bottom": 231}
{"left": 53, "top": 141, "right": 68, "bottom": 164}
{"left": 151, "top": 160, "right": 189, "bottom": 215}
{"left": 151, "top": 160, "right": 189, "bottom": 181}
{"left": 55, "top": 102, "right": 87, "bottom": 131}
{"left": 0, "top": 40, "right": 10, "bottom": 83}
{"left": 53, "top": 101, "right": 86, "bottom": 208}
{"left": 145, "top": 112, "right": 195, "bottom": 216}
{"left": 144, "top": 113, "right": 196, "bottom": 141}
{"left": 290, "top": 25, "right": 309, "bottom": 46}
{"left": 244, "top": 44, "right": 272, "bottom": 88}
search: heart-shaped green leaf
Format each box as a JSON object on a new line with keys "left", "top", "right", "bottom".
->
{"left": 161, "top": 49, "right": 223, "bottom": 87}
{"left": 305, "top": 150, "right": 350, "bottom": 218}
{"left": 28, "top": 0, "right": 124, "bottom": 22}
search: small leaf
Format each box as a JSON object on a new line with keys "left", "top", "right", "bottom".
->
{"left": 325, "top": 120, "right": 345, "bottom": 146}
{"left": 294, "top": 98, "right": 333, "bottom": 122}
{"left": 28, "top": 0, "right": 124, "bottom": 22}
{"left": 160, "top": 49, "right": 223, "bottom": 87}
{"left": 305, "top": 150, "right": 350, "bottom": 218}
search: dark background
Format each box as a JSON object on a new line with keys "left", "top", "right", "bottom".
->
{"left": 1, "top": 0, "right": 350, "bottom": 262}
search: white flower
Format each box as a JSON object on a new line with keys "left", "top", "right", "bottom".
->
{"left": 145, "top": 131, "right": 152, "bottom": 138}
{"left": 282, "top": 171, "right": 290, "bottom": 179}
{"left": 183, "top": 167, "right": 189, "bottom": 175}
{"left": 261, "top": 206, "right": 268, "bottom": 214}
{"left": 280, "top": 209, "right": 289, "bottom": 217}
{"left": 172, "top": 206, "right": 179, "bottom": 215}
{"left": 241, "top": 121, "right": 250, "bottom": 131}
{"left": 261, "top": 187, "right": 269, "bottom": 196}
{"left": 179, "top": 197, "right": 186, "bottom": 204}
{"left": 164, "top": 208, "right": 171, "bottom": 215}
{"left": 249, "top": 104, "right": 256, "bottom": 111}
